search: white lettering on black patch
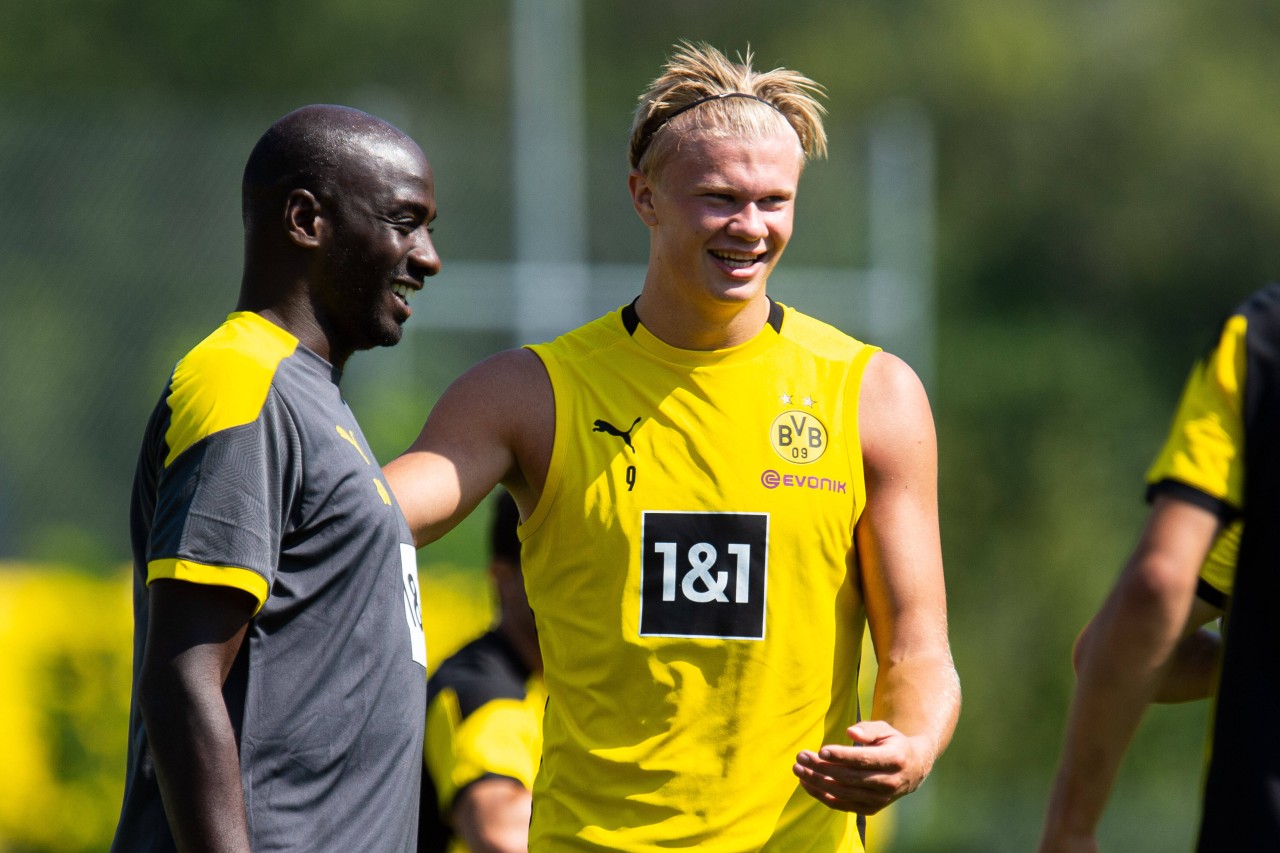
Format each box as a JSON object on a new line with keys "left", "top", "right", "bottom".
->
{"left": 639, "top": 511, "right": 768, "bottom": 640}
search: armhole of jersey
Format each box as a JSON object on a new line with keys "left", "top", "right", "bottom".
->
{"left": 517, "top": 344, "right": 565, "bottom": 544}
{"left": 146, "top": 558, "right": 269, "bottom": 614}
{"left": 843, "top": 344, "right": 882, "bottom": 529}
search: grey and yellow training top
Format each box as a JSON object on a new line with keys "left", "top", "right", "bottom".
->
{"left": 114, "top": 310, "right": 426, "bottom": 853}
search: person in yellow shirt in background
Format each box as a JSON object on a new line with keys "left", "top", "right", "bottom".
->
{"left": 1039, "top": 285, "right": 1280, "bottom": 853}
{"left": 420, "top": 491, "right": 544, "bottom": 853}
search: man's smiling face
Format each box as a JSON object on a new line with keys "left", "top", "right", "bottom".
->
{"left": 635, "top": 129, "right": 802, "bottom": 313}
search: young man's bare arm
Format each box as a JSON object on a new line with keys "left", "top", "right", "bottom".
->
{"left": 1038, "top": 497, "right": 1221, "bottom": 853}
{"left": 384, "top": 348, "right": 553, "bottom": 546}
{"left": 793, "top": 351, "right": 960, "bottom": 814}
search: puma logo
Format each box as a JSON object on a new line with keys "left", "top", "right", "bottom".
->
{"left": 336, "top": 425, "right": 370, "bottom": 464}
{"left": 593, "top": 417, "right": 641, "bottom": 452}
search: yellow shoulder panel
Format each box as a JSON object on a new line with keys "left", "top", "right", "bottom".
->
{"left": 451, "top": 691, "right": 545, "bottom": 789}
{"left": 164, "top": 312, "right": 298, "bottom": 467}
{"left": 1145, "top": 314, "right": 1247, "bottom": 507}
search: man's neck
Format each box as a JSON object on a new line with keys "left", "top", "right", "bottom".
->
{"left": 632, "top": 289, "right": 770, "bottom": 351}
{"left": 239, "top": 301, "right": 346, "bottom": 370}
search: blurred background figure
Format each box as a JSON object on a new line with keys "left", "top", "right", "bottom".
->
{"left": 1040, "top": 285, "right": 1280, "bottom": 852}
{"left": 420, "top": 491, "right": 544, "bottom": 853}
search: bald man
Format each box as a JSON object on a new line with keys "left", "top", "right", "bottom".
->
{"left": 112, "top": 105, "right": 440, "bottom": 853}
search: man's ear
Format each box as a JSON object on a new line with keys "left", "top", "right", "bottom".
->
{"left": 284, "top": 189, "right": 325, "bottom": 249}
{"left": 628, "top": 169, "right": 658, "bottom": 227}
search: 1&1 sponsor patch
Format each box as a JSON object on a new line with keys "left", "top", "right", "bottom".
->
{"left": 638, "top": 511, "right": 768, "bottom": 641}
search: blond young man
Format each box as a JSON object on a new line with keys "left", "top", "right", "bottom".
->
{"left": 387, "top": 43, "right": 959, "bottom": 850}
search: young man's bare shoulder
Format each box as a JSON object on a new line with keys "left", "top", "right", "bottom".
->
{"left": 858, "top": 351, "right": 935, "bottom": 461}
{"left": 444, "top": 347, "right": 551, "bottom": 402}
{"left": 861, "top": 351, "right": 930, "bottom": 414}
{"left": 431, "top": 348, "right": 555, "bottom": 466}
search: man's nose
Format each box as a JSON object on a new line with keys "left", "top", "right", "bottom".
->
{"left": 726, "top": 204, "right": 767, "bottom": 241}
{"left": 408, "top": 232, "right": 441, "bottom": 279}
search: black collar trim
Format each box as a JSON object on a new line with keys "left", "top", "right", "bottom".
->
{"left": 621, "top": 297, "right": 784, "bottom": 337}
{"left": 622, "top": 298, "right": 641, "bottom": 335}
{"left": 766, "top": 298, "right": 784, "bottom": 333}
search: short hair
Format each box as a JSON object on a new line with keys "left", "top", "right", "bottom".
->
{"left": 241, "top": 104, "right": 407, "bottom": 228}
{"left": 488, "top": 490, "right": 522, "bottom": 567}
{"left": 628, "top": 41, "right": 828, "bottom": 175}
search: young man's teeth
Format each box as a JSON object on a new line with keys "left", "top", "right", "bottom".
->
{"left": 393, "top": 283, "right": 411, "bottom": 301}
{"left": 715, "top": 251, "right": 758, "bottom": 269}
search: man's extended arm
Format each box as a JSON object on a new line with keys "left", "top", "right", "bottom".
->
{"left": 383, "top": 348, "right": 552, "bottom": 547}
{"left": 793, "top": 352, "right": 960, "bottom": 814}
{"left": 138, "top": 581, "right": 256, "bottom": 853}
{"left": 1038, "top": 496, "right": 1221, "bottom": 853}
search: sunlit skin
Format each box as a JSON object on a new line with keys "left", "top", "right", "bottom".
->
{"left": 629, "top": 129, "right": 803, "bottom": 350}
{"left": 285, "top": 138, "right": 440, "bottom": 368}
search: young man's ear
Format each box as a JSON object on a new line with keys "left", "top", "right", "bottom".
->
{"left": 283, "top": 189, "right": 325, "bottom": 248}
{"left": 628, "top": 170, "right": 658, "bottom": 227}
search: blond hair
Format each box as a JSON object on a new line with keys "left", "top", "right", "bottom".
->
{"left": 629, "top": 41, "right": 828, "bottom": 174}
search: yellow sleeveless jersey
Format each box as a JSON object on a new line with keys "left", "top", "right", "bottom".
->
{"left": 522, "top": 301, "right": 879, "bottom": 851}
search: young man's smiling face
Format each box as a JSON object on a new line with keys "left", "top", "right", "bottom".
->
{"left": 631, "top": 128, "right": 803, "bottom": 317}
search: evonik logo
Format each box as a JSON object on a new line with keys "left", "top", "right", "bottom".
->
{"left": 760, "top": 469, "right": 847, "bottom": 494}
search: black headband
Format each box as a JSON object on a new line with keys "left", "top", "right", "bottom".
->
{"left": 633, "top": 92, "right": 783, "bottom": 167}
